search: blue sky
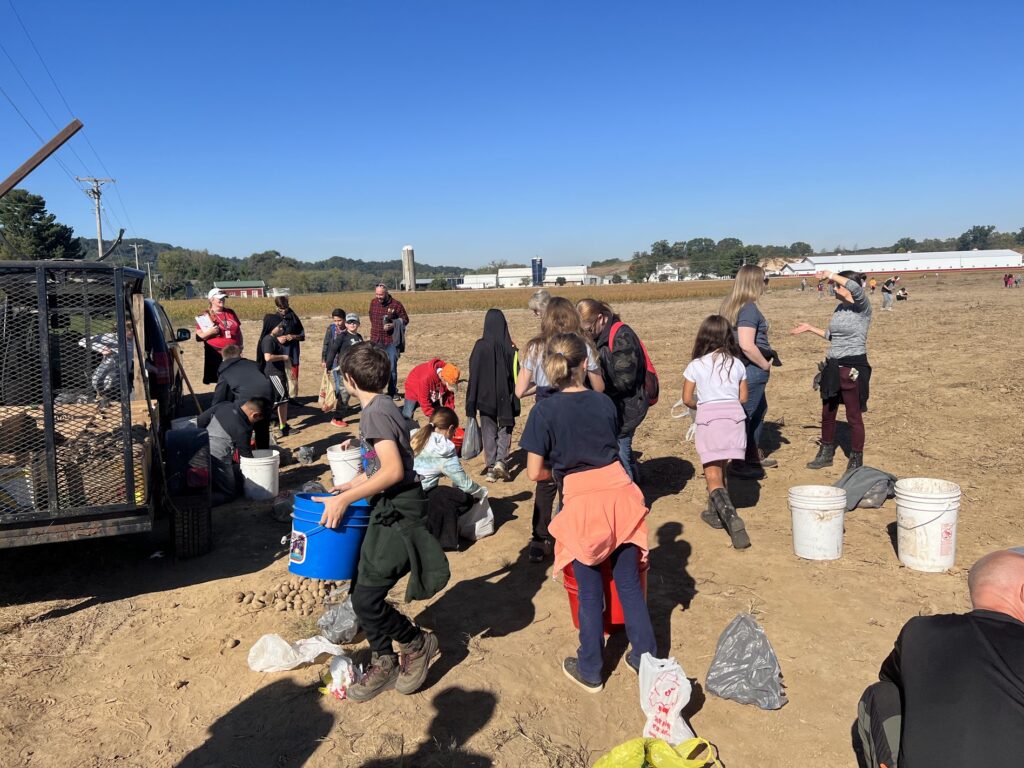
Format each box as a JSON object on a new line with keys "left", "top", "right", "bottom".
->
{"left": 2, "top": 1, "right": 1022, "bottom": 267}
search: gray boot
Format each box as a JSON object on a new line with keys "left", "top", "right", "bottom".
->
{"left": 710, "top": 488, "right": 751, "bottom": 549}
{"left": 806, "top": 443, "right": 836, "bottom": 469}
{"left": 700, "top": 498, "right": 723, "bottom": 529}
{"left": 846, "top": 451, "right": 863, "bottom": 473}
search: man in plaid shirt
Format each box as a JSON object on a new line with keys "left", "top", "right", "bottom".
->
{"left": 368, "top": 283, "right": 411, "bottom": 398}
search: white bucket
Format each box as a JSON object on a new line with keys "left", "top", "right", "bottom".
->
{"left": 789, "top": 485, "right": 847, "bottom": 561}
{"left": 171, "top": 416, "right": 198, "bottom": 430}
{"left": 327, "top": 445, "right": 362, "bottom": 487}
{"left": 895, "top": 478, "right": 960, "bottom": 572}
{"left": 240, "top": 449, "right": 280, "bottom": 501}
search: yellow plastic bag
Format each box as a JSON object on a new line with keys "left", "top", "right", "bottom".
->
{"left": 593, "top": 737, "right": 722, "bottom": 768}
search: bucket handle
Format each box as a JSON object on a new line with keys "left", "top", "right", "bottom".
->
{"left": 896, "top": 501, "right": 957, "bottom": 531}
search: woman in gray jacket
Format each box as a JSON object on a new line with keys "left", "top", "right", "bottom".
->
{"left": 791, "top": 269, "right": 872, "bottom": 473}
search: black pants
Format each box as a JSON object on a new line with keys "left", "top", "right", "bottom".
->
{"left": 855, "top": 681, "right": 901, "bottom": 768}
{"left": 532, "top": 479, "right": 558, "bottom": 543}
{"left": 253, "top": 418, "right": 270, "bottom": 450}
{"left": 351, "top": 582, "right": 419, "bottom": 659}
{"left": 425, "top": 485, "right": 474, "bottom": 550}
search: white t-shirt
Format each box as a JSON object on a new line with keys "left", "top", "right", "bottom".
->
{"left": 524, "top": 346, "right": 600, "bottom": 388}
{"left": 682, "top": 353, "right": 747, "bottom": 405}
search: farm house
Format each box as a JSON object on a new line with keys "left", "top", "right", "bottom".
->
{"left": 213, "top": 280, "right": 267, "bottom": 298}
{"left": 780, "top": 249, "right": 1023, "bottom": 276}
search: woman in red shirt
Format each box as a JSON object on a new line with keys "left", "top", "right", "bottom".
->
{"left": 195, "top": 289, "right": 243, "bottom": 384}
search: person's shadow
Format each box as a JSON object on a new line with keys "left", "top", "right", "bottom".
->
{"left": 639, "top": 456, "right": 695, "bottom": 505}
{"left": 176, "top": 679, "right": 334, "bottom": 767}
{"left": 415, "top": 543, "right": 548, "bottom": 687}
{"left": 358, "top": 687, "right": 496, "bottom": 767}
{"left": 646, "top": 522, "right": 697, "bottom": 653}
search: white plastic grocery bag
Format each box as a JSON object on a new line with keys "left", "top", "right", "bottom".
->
{"left": 458, "top": 497, "right": 495, "bottom": 540}
{"left": 639, "top": 652, "right": 696, "bottom": 745}
{"left": 247, "top": 634, "right": 346, "bottom": 673}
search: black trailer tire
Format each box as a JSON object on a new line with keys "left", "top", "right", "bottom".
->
{"left": 170, "top": 493, "right": 212, "bottom": 559}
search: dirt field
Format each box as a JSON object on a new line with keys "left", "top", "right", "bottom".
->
{"left": 2, "top": 273, "right": 1021, "bottom": 767}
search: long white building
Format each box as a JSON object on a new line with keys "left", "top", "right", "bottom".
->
{"left": 781, "top": 249, "right": 1023, "bottom": 276}
{"left": 458, "top": 264, "right": 594, "bottom": 288}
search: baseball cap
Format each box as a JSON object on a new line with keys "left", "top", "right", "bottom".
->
{"left": 345, "top": 313, "right": 360, "bottom": 324}
{"left": 208, "top": 288, "right": 227, "bottom": 300}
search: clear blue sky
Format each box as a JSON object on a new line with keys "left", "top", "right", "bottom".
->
{"left": 2, "top": 1, "right": 1022, "bottom": 267}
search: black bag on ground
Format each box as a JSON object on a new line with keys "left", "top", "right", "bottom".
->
{"left": 706, "top": 613, "right": 788, "bottom": 710}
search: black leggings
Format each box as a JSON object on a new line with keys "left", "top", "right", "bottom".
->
{"left": 531, "top": 479, "right": 558, "bottom": 543}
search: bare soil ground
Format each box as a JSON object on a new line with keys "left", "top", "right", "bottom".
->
{"left": 2, "top": 273, "right": 1021, "bottom": 767}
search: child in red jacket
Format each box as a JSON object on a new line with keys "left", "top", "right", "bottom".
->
{"left": 402, "top": 359, "right": 460, "bottom": 420}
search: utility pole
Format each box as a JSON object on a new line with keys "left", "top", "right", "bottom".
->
{"left": 132, "top": 242, "right": 141, "bottom": 269}
{"left": 75, "top": 177, "right": 114, "bottom": 258}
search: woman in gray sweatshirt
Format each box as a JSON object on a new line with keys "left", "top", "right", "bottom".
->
{"left": 792, "top": 270, "right": 872, "bottom": 473}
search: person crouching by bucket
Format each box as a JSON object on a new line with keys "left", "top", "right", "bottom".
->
{"left": 197, "top": 397, "right": 269, "bottom": 506}
{"left": 520, "top": 332, "right": 656, "bottom": 693}
{"left": 682, "top": 315, "right": 752, "bottom": 549}
{"left": 313, "top": 343, "right": 449, "bottom": 702}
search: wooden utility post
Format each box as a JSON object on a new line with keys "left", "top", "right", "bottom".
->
{"left": 76, "top": 177, "right": 114, "bottom": 257}
{"left": 0, "top": 119, "right": 83, "bottom": 199}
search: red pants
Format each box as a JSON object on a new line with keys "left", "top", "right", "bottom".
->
{"left": 821, "top": 367, "right": 865, "bottom": 451}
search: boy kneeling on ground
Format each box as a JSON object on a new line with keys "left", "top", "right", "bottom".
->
{"left": 314, "top": 343, "right": 449, "bottom": 701}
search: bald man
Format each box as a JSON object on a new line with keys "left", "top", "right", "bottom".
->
{"left": 855, "top": 549, "right": 1024, "bottom": 768}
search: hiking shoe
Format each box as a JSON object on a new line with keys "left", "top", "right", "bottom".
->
{"left": 396, "top": 631, "right": 439, "bottom": 695}
{"left": 485, "top": 469, "right": 498, "bottom": 483}
{"left": 348, "top": 653, "right": 398, "bottom": 702}
{"left": 279, "top": 424, "right": 291, "bottom": 437}
{"left": 563, "top": 657, "right": 602, "bottom": 693}
{"left": 757, "top": 450, "right": 779, "bottom": 469}
{"left": 728, "top": 460, "right": 765, "bottom": 479}
{"left": 846, "top": 451, "right": 864, "bottom": 473}
{"left": 331, "top": 418, "right": 349, "bottom": 428}
{"left": 492, "top": 461, "right": 509, "bottom": 481}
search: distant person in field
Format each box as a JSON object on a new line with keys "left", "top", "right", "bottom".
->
{"left": 369, "top": 284, "right": 410, "bottom": 399}
{"left": 791, "top": 270, "right": 872, "bottom": 474}
{"left": 854, "top": 549, "right": 1024, "bottom": 768}
{"left": 896, "top": 287, "right": 909, "bottom": 301}
{"left": 817, "top": 279, "right": 825, "bottom": 300}
{"left": 881, "top": 275, "right": 899, "bottom": 311}
{"left": 212, "top": 345, "right": 274, "bottom": 449}
{"left": 800, "top": 277, "right": 807, "bottom": 292}
{"left": 869, "top": 277, "right": 877, "bottom": 295}
{"left": 195, "top": 289, "right": 243, "bottom": 385}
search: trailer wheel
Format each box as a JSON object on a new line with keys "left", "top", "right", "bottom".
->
{"left": 170, "top": 493, "right": 212, "bottom": 559}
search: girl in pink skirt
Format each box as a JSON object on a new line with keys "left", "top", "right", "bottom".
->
{"left": 682, "top": 315, "right": 751, "bottom": 549}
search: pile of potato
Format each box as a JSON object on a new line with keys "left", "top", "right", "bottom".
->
{"left": 233, "top": 578, "right": 348, "bottom": 615}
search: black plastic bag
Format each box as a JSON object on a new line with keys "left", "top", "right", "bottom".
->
{"left": 461, "top": 416, "right": 482, "bottom": 460}
{"left": 706, "top": 613, "right": 787, "bottom": 710}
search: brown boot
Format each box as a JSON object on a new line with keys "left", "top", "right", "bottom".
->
{"left": 348, "top": 652, "right": 398, "bottom": 702}
{"left": 396, "top": 631, "right": 439, "bottom": 695}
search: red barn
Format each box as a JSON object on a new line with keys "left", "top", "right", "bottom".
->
{"left": 213, "top": 280, "right": 267, "bottom": 298}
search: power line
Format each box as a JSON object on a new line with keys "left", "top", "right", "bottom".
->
{"left": 7, "top": 0, "right": 139, "bottom": 237}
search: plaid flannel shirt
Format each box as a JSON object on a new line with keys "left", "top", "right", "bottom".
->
{"left": 368, "top": 296, "right": 410, "bottom": 345}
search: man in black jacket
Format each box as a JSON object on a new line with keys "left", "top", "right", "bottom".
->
{"left": 212, "top": 345, "right": 274, "bottom": 448}
{"left": 197, "top": 398, "right": 268, "bottom": 505}
{"left": 855, "top": 548, "right": 1024, "bottom": 768}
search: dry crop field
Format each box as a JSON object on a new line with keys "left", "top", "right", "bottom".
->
{"left": 1, "top": 272, "right": 1021, "bottom": 767}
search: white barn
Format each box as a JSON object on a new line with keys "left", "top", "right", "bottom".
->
{"left": 781, "top": 249, "right": 1023, "bottom": 276}
{"left": 497, "top": 267, "right": 534, "bottom": 288}
{"left": 543, "top": 265, "right": 595, "bottom": 286}
{"left": 460, "top": 273, "right": 498, "bottom": 289}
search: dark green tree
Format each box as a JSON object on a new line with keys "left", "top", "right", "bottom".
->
{"left": 716, "top": 237, "right": 743, "bottom": 255}
{"left": 893, "top": 237, "right": 918, "bottom": 253}
{"left": 1016, "top": 227, "right": 1024, "bottom": 245}
{"left": 650, "top": 239, "right": 673, "bottom": 263}
{"left": 627, "top": 250, "right": 652, "bottom": 283}
{"left": 0, "top": 189, "right": 83, "bottom": 260}
{"left": 610, "top": 273, "right": 623, "bottom": 284}
{"left": 957, "top": 225, "right": 995, "bottom": 251}
{"left": 686, "top": 238, "right": 717, "bottom": 276}
{"left": 428, "top": 276, "right": 449, "bottom": 290}
{"left": 555, "top": 276, "right": 567, "bottom": 286}
{"left": 788, "top": 241, "right": 812, "bottom": 257}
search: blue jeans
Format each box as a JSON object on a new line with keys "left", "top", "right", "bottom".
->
{"left": 617, "top": 432, "right": 637, "bottom": 480}
{"left": 572, "top": 544, "right": 656, "bottom": 683}
{"left": 743, "top": 364, "right": 769, "bottom": 462}
{"left": 383, "top": 343, "right": 400, "bottom": 396}
{"left": 882, "top": 292, "right": 893, "bottom": 309}
{"left": 401, "top": 399, "right": 419, "bottom": 420}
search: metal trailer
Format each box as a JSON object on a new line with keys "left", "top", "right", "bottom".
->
{"left": 0, "top": 261, "right": 211, "bottom": 554}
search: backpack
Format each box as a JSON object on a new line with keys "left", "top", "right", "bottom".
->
{"left": 608, "top": 322, "right": 659, "bottom": 406}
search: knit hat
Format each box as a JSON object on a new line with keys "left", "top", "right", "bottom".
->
{"left": 438, "top": 362, "right": 460, "bottom": 388}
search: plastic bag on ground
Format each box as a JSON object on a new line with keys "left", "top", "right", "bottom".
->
{"left": 317, "top": 595, "right": 360, "bottom": 644}
{"left": 705, "top": 613, "right": 787, "bottom": 710}
{"left": 302, "top": 481, "right": 327, "bottom": 494}
{"left": 318, "top": 654, "right": 356, "bottom": 700}
{"left": 247, "top": 634, "right": 346, "bottom": 672}
{"left": 461, "top": 417, "right": 482, "bottom": 460}
{"left": 458, "top": 497, "right": 495, "bottom": 541}
{"left": 640, "top": 653, "right": 696, "bottom": 745}
{"left": 296, "top": 445, "right": 316, "bottom": 465}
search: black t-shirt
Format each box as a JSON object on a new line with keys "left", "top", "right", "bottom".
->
{"left": 520, "top": 389, "right": 620, "bottom": 481}
{"left": 879, "top": 609, "right": 1024, "bottom": 767}
{"left": 260, "top": 334, "right": 286, "bottom": 376}
{"left": 882, "top": 278, "right": 896, "bottom": 293}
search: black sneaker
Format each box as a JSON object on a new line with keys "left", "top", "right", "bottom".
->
{"left": 563, "top": 657, "right": 602, "bottom": 693}
{"left": 279, "top": 424, "right": 291, "bottom": 437}
{"left": 528, "top": 540, "right": 548, "bottom": 563}
{"left": 348, "top": 653, "right": 398, "bottom": 702}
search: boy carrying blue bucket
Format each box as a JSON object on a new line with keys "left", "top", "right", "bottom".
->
{"left": 314, "top": 343, "right": 450, "bottom": 701}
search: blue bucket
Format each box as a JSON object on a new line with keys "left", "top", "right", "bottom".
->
{"left": 288, "top": 495, "right": 372, "bottom": 580}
